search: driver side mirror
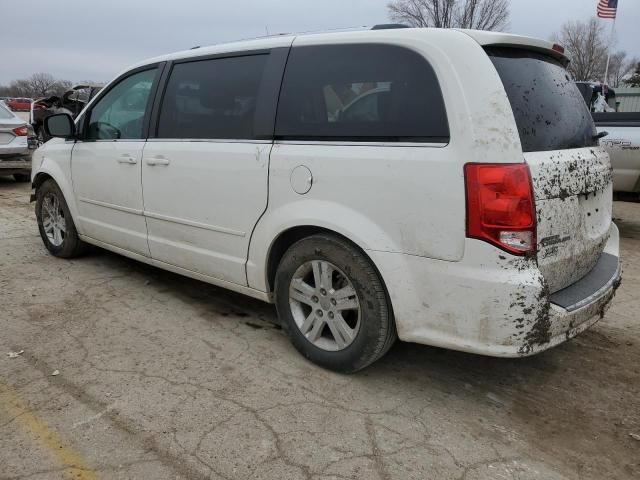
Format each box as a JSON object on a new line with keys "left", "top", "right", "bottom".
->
{"left": 44, "top": 113, "right": 75, "bottom": 139}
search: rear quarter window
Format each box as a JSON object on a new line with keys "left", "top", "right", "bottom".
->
{"left": 275, "top": 44, "right": 449, "bottom": 143}
{"left": 487, "top": 47, "right": 597, "bottom": 152}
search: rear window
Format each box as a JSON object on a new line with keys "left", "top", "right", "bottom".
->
{"left": 487, "top": 47, "right": 597, "bottom": 152}
{"left": 0, "top": 103, "right": 14, "bottom": 119}
{"left": 275, "top": 44, "right": 449, "bottom": 142}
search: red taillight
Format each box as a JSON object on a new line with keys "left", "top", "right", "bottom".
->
{"left": 12, "top": 126, "right": 28, "bottom": 136}
{"left": 552, "top": 43, "right": 565, "bottom": 54}
{"left": 464, "top": 163, "right": 536, "bottom": 256}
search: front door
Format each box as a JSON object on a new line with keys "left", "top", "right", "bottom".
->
{"left": 72, "top": 67, "right": 160, "bottom": 256}
{"left": 141, "top": 53, "right": 279, "bottom": 285}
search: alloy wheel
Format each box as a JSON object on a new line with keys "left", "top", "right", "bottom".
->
{"left": 289, "top": 260, "right": 361, "bottom": 351}
{"left": 41, "top": 193, "right": 66, "bottom": 247}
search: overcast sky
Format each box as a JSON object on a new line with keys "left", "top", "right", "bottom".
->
{"left": 1, "top": 0, "right": 638, "bottom": 85}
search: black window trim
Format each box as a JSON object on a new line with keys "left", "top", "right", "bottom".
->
{"left": 78, "top": 62, "right": 166, "bottom": 142}
{"left": 148, "top": 47, "right": 290, "bottom": 141}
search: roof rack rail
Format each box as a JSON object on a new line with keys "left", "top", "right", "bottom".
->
{"left": 371, "top": 24, "right": 410, "bottom": 30}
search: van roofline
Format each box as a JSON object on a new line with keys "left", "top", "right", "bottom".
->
{"left": 123, "top": 27, "right": 568, "bottom": 74}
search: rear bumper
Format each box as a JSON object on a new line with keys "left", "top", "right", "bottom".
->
{"left": 368, "top": 223, "right": 621, "bottom": 357}
{"left": 0, "top": 157, "right": 32, "bottom": 175}
{"left": 0, "top": 136, "right": 31, "bottom": 156}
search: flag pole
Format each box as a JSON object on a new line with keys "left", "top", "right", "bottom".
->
{"left": 603, "top": 15, "right": 617, "bottom": 85}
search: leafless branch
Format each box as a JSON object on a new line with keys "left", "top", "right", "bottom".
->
{"left": 388, "top": 0, "right": 509, "bottom": 30}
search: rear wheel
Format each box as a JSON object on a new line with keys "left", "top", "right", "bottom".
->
{"left": 35, "top": 179, "right": 87, "bottom": 258}
{"left": 274, "top": 234, "right": 396, "bottom": 373}
{"left": 13, "top": 174, "right": 30, "bottom": 182}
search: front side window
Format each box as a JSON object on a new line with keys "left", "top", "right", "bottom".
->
{"left": 157, "top": 54, "right": 268, "bottom": 140}
{"left": 275, "top": 44, "right": 450, "bottom": 142}
{"left": 86, "top": 68, "right": 157, "bottom": 140}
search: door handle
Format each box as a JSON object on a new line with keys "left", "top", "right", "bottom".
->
{"left": 146, "top": 156, "right": 170, "bottom": 166}
{"left": 117, "top": 154, "right": 137, "bottom": 164}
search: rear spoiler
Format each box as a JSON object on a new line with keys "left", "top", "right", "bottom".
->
{"left": 455, "top": 29, "right": 569, "bottom": 66}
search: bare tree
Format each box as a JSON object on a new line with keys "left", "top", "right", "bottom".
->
{"left": 26, "top": 73, "right": 60, "bottom": 97}
{"left": 52, "top": 79, "right": 73, "bottom": 96}
{"left": 607, "top": 52, "right": 638, "bottom": 87}
{"left": 456, "top": 0, "right": 509, "bottom": 30}
{"left": 627, "top": 63, "right": 640, "bottom": 87}
{"left": 387, "top": 0, "right": 509, "bottom": 30}
{"left": 554, "top": 18, "right": 607, "bottom": 82}
{"left": 0, "top": 74, "right": 75, "bottom": 98}
{"left": 9, "top": 79, "right": 32, "bottom": 97}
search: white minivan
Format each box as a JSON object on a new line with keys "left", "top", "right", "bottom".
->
{"left": 32, "top": 27, "right": 621, "bottom": 372}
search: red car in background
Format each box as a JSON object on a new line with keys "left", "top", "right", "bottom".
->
{"left": 5, "top": 98, "right": 32, "bottom": 112}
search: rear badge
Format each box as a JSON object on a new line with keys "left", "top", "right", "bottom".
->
{"left": 540, "top": 234, "right": 571, "bottom": 248}
{"left": 540, "top": 235, "right": 571, "bottom": 258}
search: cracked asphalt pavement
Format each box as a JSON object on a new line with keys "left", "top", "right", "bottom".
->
{"left": 1, "top": 177, "right": 639, "bottom": 480}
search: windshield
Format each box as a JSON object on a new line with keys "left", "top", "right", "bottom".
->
{"left": 487, "top": 47, "right": 597, "bottom": 152}
{"left": 0, "top": 102, "right": 14, "bottom": 120}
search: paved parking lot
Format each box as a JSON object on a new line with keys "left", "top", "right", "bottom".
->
{"left": 1, "top": 177, "right": 639, "bottom": 480}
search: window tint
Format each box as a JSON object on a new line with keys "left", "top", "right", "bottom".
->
{"left": 275, "top": 44, "right": 449, "bottom": 142}
{"left": 487, "top": 48, "right": 597, "bottom": 152}
{"left": 157, "top": 55, "right": 268, "bottom": 139}
{"left": 87, "top": 68, "right": 157, "bottom": 140}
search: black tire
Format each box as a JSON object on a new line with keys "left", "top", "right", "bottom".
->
{"left": 274, "top": 234, "right": 396, "bottom": 373}
{"left": 35, "top": 179, "right": 87, "bottom": 258}
{"left": 13, "top": 174, "right": 31, "bottom": 182}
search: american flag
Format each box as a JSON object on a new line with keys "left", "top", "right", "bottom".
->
{"left": 597, "top": 0, "right": 618, "bottom": 19}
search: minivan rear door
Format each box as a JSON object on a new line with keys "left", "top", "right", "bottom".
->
{"left": 487, "top": 47, "right": 614, "bottom": 293}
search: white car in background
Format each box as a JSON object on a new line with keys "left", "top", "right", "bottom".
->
{"left": 0, "top": 100, "right": 32, "bottom": 182}
{"left": 594, "top": 112, "right": 640, "bottom": 198}
{"left": 31, "top": 27, "right": 621, "bottom": 372}
{"left": 576, "top": 82, "right": 640, "bottom": 197}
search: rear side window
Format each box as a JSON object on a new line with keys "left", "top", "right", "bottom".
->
{"left": 487, "top": 47, "right": 597, "bottom": 152}
{"left": 275, "top": 44, "right": 449, "bottom": 142}
{"left": 157, "top": 54, "right": 268, "bottom": 139}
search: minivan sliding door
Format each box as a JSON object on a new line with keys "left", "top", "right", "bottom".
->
{"left": 142, "top": 49, "right": 288, "bottom": 286}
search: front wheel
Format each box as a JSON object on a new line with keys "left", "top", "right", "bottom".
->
{"left": 35, "top": 179, "right": 87, "bottom": 258}
{"left": 274, "top": 234, "right": 396, "bottom": 373}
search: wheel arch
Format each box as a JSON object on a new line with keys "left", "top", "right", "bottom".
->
{"left": 33, "top": 171, "right": 53, "bottom": 190}
{"left": 33, "top": 166, "right": 81, "bottom": 232}
{"left": 263, "top": 225, "right": 392, "bottom": 311}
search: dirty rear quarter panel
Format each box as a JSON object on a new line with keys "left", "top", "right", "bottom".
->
{"left": 369, "top": 226, "right": 619, "bottom": 357}
{"left": 368, "top": 239, "right": 546, "bottom": 355}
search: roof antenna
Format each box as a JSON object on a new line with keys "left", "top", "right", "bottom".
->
{"left": 265, "top": 26, "right": 270, "bottom": 36}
